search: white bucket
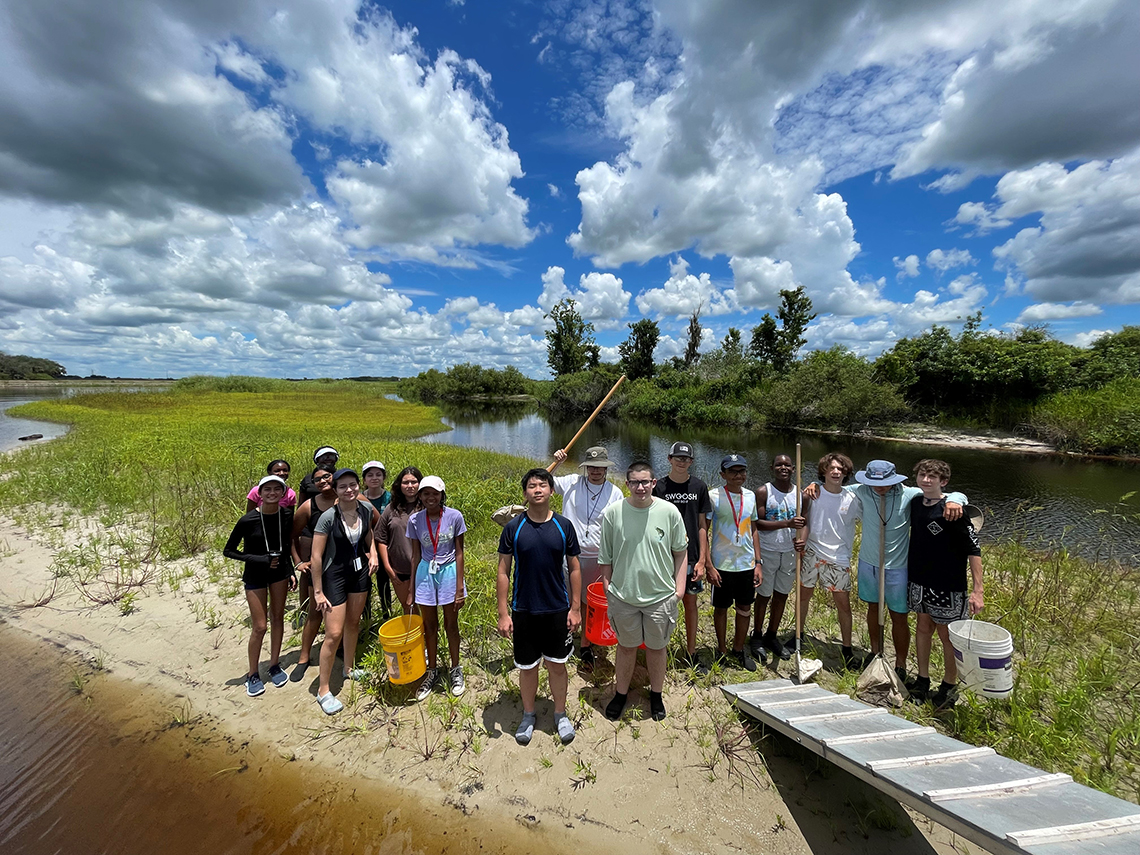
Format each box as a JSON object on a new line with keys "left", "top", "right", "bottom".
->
{"left": 948, "top": 619, "right": 1014, "bottom": 699}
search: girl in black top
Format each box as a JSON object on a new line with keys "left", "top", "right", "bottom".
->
{"left": 223, "top": 476, "right": 297, "bottom": 697}
{"left": 289, "top": 467, "right": 336, "bottom": 682}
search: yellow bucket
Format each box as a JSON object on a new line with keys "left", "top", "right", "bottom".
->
{"left": 378, "top": 615, "right": 426, "bottom": 685}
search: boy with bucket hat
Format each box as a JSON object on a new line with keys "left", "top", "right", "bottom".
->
{"left": 551, "top": 445, "right": 625, "bottom": 669}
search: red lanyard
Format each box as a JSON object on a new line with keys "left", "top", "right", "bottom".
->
{"left": 727, "top": 489, "right": 744, "bottom": 532}
{"left": 426, "top": 510, "right": 441, "bottom": 555}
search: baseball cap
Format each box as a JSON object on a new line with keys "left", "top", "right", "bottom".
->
{"left": 257, "top": 475, "right": 287, "bottom": 493}
{"left": 361, "top": 460, "right": 386, "bottom": 475}
{"left": 669, "top": 441, "right": 694, "bottom": 458}
{"left": 418, "top": 475, "right": 446, "bottom": 493}
{"left": 721, "top": 453, "right": 747, "bottom": 470}
{"left": 313, "top": 446, "right": 339, "bottom": 462}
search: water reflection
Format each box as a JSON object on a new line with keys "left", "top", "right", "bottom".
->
{"left": 422, "top": 400, "right": 1140, "bottom": 563}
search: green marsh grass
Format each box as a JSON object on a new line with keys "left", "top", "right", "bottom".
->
{"left": 2, "top": 385, "right": 1138, "bottom": 800}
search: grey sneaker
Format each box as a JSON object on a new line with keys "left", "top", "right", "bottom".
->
{"left": 415, "top": 667, "right": 439, "bottom": 702}
{"left": 449, "top": 665, "right": 466, "bottom": 697}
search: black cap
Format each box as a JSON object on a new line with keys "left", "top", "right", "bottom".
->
{"left": 669, "top": 441, "right": 694, "bottom": 458}
{"left": 720, "top": 453, "right": 747, "bottom": 470}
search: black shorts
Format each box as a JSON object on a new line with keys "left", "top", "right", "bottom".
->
{"left": 512, "top": 610, "right": 573, "bottom": 669}
{"left": 243, "top": 560, "right": 293, "bottom": 591}
{"left": 321, "top": 564, "right": 371, "bottom": 607}
{"left": 711, "top": 569, "right": 757, "bottom": 609}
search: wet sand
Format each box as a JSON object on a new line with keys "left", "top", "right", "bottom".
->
{"left": 0, "top": 516, "right": 989, "bottom": 854}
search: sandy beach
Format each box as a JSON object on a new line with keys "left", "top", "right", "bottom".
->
{"left": 0, "top": 513, "right": 993, "bottom": 855}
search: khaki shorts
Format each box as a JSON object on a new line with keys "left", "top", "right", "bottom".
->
{"left": 606, "top": 593, "right": 678, "bottom": 650}
{"left": 758, "top": 550, "right": 795, "bottom": 598}
{"left": 801, "top": 551, "right": 852, "bottom": 592}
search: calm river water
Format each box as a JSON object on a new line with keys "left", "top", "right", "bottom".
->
{"left": 420, "top": 402, "right": 1140, "bottom": 564}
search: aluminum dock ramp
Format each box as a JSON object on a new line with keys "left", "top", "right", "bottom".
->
{"left": 722, "top": 679, "right": 1140, "bottom": 855}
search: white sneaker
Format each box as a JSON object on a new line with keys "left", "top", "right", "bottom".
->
{"left": 415, "top": 667, "right": 439, "bottom": 702}
{"left": 449, "top": 665, "right": 466, "bottom": 697}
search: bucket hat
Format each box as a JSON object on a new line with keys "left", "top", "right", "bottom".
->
{"left": 854, "top": 459, "right": 907, "bottom": 487}
{"left": 580, "top": 446, "right": 618, "bottom": 469}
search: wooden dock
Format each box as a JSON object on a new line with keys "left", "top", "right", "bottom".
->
{"left": 722, "top": 679, "right": 1140, "bottom": 854}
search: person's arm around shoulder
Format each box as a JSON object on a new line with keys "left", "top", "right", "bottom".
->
{"left": 943, "top": 489, "right": 968, "bottom": 521}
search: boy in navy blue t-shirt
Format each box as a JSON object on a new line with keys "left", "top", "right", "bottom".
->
{"left": 497, "top": 468, "right": 582, "bottom": 745}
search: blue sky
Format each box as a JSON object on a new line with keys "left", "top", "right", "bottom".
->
{"left": 0, "top": 0, "right": 1137, "bottom": 378}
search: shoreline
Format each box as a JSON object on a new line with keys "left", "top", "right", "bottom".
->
{"left": 0, "top": 514, "right": 985, "bottom": 855}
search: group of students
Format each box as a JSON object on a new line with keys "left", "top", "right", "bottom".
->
{"left": 223, "top": 446, "right": 469, "bottom": 715}
{"left": 497, "top": 442, "right": 984, "bottom": 743}
{"left": 224, "top": 440, "right": 984, "bottom": 731}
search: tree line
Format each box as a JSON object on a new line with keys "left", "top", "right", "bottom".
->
{"left": 0, "top": 352, "right": 66, "bottom": 380}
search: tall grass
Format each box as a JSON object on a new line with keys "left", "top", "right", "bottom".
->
{"left": 2, "top": 386, "right": 1138, "bottom": 800}
{"left": 1027, "top": 378, "right": 1140, "bottom": 456}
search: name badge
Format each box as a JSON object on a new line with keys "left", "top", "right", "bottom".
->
{"left": 353, "top": 557, "right": 362, "bottom": 572}
{"left": 429, "top": 560, "right": 439, "bottom": 576}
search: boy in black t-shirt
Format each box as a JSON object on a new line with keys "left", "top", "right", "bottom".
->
{"left": 653, "top": 441, "right": 713, "bottom": 674}
{"left": 907, "top": 459, "right": 984, "bottom": 708}
{"left": 497, "top": 468, "right": 582, "bottom": 745}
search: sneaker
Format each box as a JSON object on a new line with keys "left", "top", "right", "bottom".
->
{"left": 907, "top": 675, "right": 931, "bottom": 703}
{"left": 578, "top": 646, "right": 596, "bottom": 671}
{"left": 289, "top": 661, "right": 311, "bottom": 683}
{"left": 415, "top": 667, "right": 439, "bottom": 702}
{"left": 555, "top": 713, "right": 576, "bottom": 744}
{"left": 245, "top": 673, "right": 265, "bottom": 697}
{"left": 681, "top": 651, "right": 710, "bottom": 676}
{"left": 604, "top": 691, "right": 628, "bottom": 721}
{"left": 449, "top": 665, "right": 466, "bottom": 697}
{"left": 748, "top": 632, "right": 767, "bottom": 662}
{"left": 316, "top": 691, "right": 344, "bottom": 715}
{"left": 515, "top": 712, "right": 536, "bottom": 746}
{"left": 931, "top": 681, "right": 959, "bottom": 710}
{"left": 343, "top": 668, "right": 368, "bottom": 681}
{"left": 732, "top": 648, "right": 757, "bottom": 672}
{"left": 763, "top": 632, "right": 790, "bottom": 660}
{"left": 649, "top": 691, "right": 666, "bottom": 721}
{"left": 894, "top": 665, "right": 909, "bottom": 685}
{"left": 267, "top": 664, "right": 287, "bottom": 688}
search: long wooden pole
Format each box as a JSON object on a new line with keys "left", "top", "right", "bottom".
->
{"left": 546, "top": 374, "right": 627, "bottom": 472}
{"left": 794, "top": 443, "right": 803, "bottom": 678}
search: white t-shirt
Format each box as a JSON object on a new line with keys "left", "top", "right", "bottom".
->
{"left": 806, "top": 487, "right": 861, "bottom": 567}
{"left": 553, "top": 473, "right": 624, "bottom": 558}
{"left": 757, "top": 482, "right": 800, "bottom": 555}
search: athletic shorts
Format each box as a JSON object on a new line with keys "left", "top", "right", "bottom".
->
{"left": 512, "top": 610, "right": 573, "bottom": 669}
{"left": 414, "top": 559, "right": 467, "bottom": 607}
{"left": 857, "top": 560, "right": 907, "bottom": 614}
{"left": 242, "top": 561, "right": 293, "bottom": 591}
{"left": 711, "top": 569, "right": 757, "bottom": 609}
{"left": 321, "top": 563, "right": 370, "bottom": 607}
{"left": 908, "top": 583, "right": 968, "bottom": 624}
{"left": 801, "top": 550, "right": 852, "bottom": 592}
{"left": 758, "top": 550, "right": 795, "bottom": 598}
{"left": 606, "top": 594, "right": 677, "bottom": 650}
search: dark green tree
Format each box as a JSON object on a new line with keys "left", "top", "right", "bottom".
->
{"left": 683, "top": 306, "right": 703, "bottom": 367}
{"left": 545, "top": 299, "right": 599, "bottom": 377}
{"left": 618, "top": 318, "right": 660, "bottom": 381}
{"left": 749, "top": 286, "right": 816, "bottom": 374}
{"left": 721, "top": 327, "right": 744, "bottom": 363}
{"left": 0, "top": 352, "right": 66, "bottom": 379}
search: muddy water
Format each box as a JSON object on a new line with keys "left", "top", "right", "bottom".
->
{"left": 0, "top": 623, "right": 540, "bottom": 855}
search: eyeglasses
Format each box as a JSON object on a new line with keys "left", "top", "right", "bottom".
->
{"left": 627, "top": 479, "right": 654, "bottom": 488}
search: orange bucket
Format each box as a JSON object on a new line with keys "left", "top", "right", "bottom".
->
{"left": 584, "top": 581, "right": 618, "bottom": 646}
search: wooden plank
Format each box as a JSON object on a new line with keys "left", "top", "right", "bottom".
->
{"left": 868, "top": 746, "right": 994, "bottom": 772}
{"left": 786, "top": 708, "right": 882, "bottom": 725}
{"left": 925, "top": 773, "right": 1071, "bottom": 803}
{"left": 822, "top": 726, "right": 935, "bottom": 747}
{"left": 1006, "top": 813, "right": 1140, "bottom": 847}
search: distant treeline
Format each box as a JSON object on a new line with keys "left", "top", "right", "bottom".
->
{"left": 396, "top": 308, "right": 1140, "bottom": 456}
{"left": 0, "top": 352, "right": 66, "bottom": 380}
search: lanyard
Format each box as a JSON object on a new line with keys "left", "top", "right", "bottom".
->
{"left": 259, "top": 508, "right": 282, "bottom": 552}
{"left": 338, "top": 506, "right": 362, "bottom": 561}
{"left": 726, "top": 489, "right": 744, "bottom": 533}
{"left": 426, "top": 510, "right": 442, "bottom": 556}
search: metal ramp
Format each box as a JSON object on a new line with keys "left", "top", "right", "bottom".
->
{"left": 722, "top": 679, "right": 1140, "bottom": 855}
